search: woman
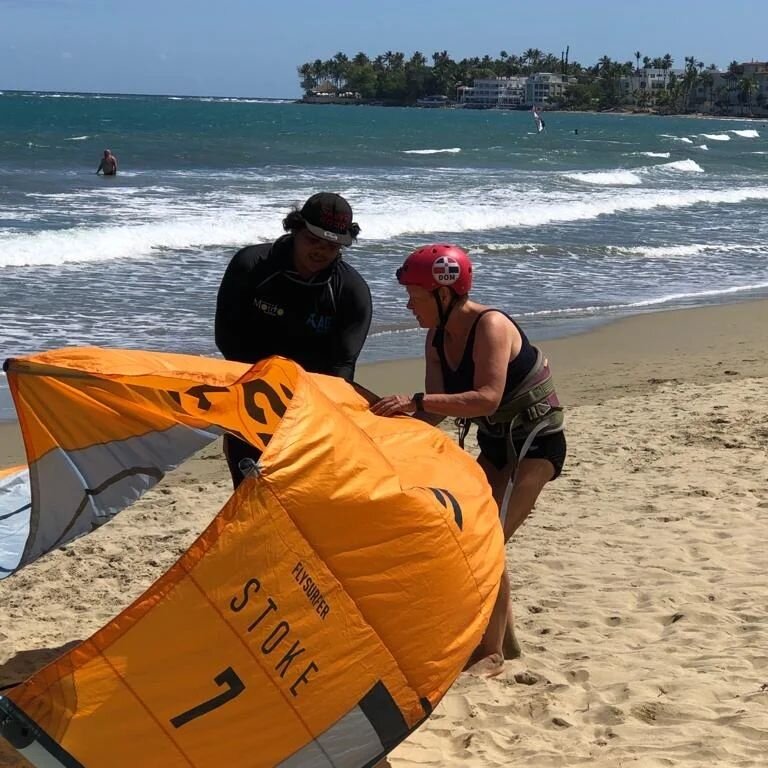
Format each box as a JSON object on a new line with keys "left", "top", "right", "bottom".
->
{"left": 371, "top": 243, "right": 566, "bottom": 676}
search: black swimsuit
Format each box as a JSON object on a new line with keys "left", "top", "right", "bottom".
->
{"left": 434, "top": 310, "right": 566, "bottom": 476}
{"left": 434, "top": 309, "right": 537, "bottom": 397}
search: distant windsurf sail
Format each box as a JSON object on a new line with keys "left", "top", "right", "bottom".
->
{"left": 0, "top": 347, "right": 504, "bottom": 768}
{"left": 532, "top": 106, "right": 545, "bottom": 133}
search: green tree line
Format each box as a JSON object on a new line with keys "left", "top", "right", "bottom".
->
{"left": 297, "top": 50, "right": 763, "bottom": 113}
{"left": 299, "top": 49, "right": 578, "bottom": 103}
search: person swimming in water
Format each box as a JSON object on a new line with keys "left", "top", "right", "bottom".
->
{"left": 96, "top": 149, "right": 118, "bottom": 175}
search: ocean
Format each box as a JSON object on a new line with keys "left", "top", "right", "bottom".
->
{"left": 1, "top": 90, "right": 767, "bottom": 421}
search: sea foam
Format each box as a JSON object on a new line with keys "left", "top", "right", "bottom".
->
{"left": 402, "top": 148, "right": 462, "bottom": 154}
{"left": 5, "top": 185, "right": 768, "bottom": 268}
{"left": 658, "top": 159, "right": 705, "bottom": 173}
{"left": 563, "top": 170, "right": 643, "bottom": 186}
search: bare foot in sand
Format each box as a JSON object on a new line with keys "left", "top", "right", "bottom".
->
{"left": 465, "top": 652, "right": 505, "bottom": 678}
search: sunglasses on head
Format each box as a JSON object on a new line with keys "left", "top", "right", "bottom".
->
{"left": 303, "top": 229, "right": 341, "bottom": 248}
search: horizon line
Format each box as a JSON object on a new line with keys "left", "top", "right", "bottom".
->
{"left": 0, "top": 87, "right": 299, "bottom": 101}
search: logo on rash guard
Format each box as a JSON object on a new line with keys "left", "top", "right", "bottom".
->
{"left": 306, "top": 313, "right": 332, "bottom": 333}
{"left": 254, "top": 300, "right": 285, "bottom": 317}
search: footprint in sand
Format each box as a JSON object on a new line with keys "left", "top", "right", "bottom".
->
{"left": 588, "top": 704, "right": 626, "bottom": 726}
{"left": 593, "top": 725, "right": 620, "bottom": 746}
{"left": 437, "top": 693, "right": 474, "bottom": 719}
{"left": 630, "top": 700, "right": 690, "bottom": 725}
{"left": 566, "top": 668, "right": 590, "bottom": 684}
{"left": 513, "top": 670, "right": 545, "bottom": 686}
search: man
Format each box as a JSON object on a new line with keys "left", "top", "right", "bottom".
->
{"left": 96, "top": 149, "right": 118, "bottom": 175}
{"left": 215, "top": 192, "right": 372, "bottom": 487}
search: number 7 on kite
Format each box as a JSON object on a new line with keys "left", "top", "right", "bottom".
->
{"left": 170, "top": 667, "right": 246, "bottom": 728}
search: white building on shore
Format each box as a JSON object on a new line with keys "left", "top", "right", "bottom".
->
{"left": 525, "top": 73, "right": 571, "bottom": 106}
{"left": 457, "top": 77, "right": 527, "bottom": 108}
{"left": 620, "top": 67, "right": 677, "bottom": 98}
{"left": 457, "top": 73, "right": 573, "bottom": 109}
{"left": 619, "top": 62, "right": 768, "bottom": 115}
{"left": 702, "top": 62, "right": 768, "bottom": 114}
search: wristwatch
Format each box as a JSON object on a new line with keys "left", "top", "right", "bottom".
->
{"left": 412, "top": 392, "right": 425, "bottom": 412}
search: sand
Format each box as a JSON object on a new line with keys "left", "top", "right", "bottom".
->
{"left": 1, "top": 299, "right": 767, "bottom": 766}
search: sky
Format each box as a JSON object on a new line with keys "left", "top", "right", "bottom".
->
{"left": 1, "top": 0, "right": 766, "bottom": 98}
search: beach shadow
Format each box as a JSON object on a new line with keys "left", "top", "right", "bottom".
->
{"left": 1, "top": 643, "right": 80, "bottom": 766}
{"left": 0, "top": 641, "right": 79, "bottom": 692}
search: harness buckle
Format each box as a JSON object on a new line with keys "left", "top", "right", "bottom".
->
{"left": 455, "top": 418, "right": 471, "bottom": 449}
{"left": 526, "top": 402, "right": 553, "bottom": 422}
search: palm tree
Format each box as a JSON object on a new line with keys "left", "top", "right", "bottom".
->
{"left": 738, "top": 77, "right": 757, "bottom": 114}
{"left": 310, "top": 59, "right": 324, "bottom": 86}
{"left": 409, "top": 51, "right": 427, "bottom": 68}
{"left": 657, "top": 54, "right": 673, "bottom": 94}
{"left": 700, "top": 70, "right": 714, "bottom": 111}
{"left": 597, "top": 55, "right": 612, "bottom": 74}
{"left": 680, "top": 57, "right": 698, "bottom": 112}
{"left": 331, "top": 52, "right": 349, "bottom": 89}
{"left": 502, "top": 53, "right": 520, "bottom": 75}
{"left": 523, "top": 48, "right": 543, "bottom": 72}
{"left": 298, "top": 63, "right": 315, "bottom": 93}
{"left": 390, "top": 52, "right": 405, "bottom": 71}
{"left": 432, "top": 50, "right": 451, "bottom": 68}
{"left": 431, "top": 51, "right": 454, "bottom": 96}
{"left": 543, "top": 53, "right": 560, "bottom": 72}
{"left": 661, "top": 54, "right": 672, "bottom": 70}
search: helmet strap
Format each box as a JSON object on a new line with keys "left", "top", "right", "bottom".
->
{"left": 434, "top": 290, "right": 459, "bottom": 328}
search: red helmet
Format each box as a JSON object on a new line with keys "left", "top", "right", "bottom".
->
{"left": 396, "top": 243, "right": 473, "bottom": 295}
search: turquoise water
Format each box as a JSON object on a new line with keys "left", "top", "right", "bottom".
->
{"left": 2, "top": 90, "right": 768, "bottom": 419}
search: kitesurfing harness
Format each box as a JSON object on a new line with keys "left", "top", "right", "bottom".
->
{"left": 456, "top": 346, "right": 564, "bottom": 526}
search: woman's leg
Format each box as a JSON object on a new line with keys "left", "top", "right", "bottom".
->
{"left": 464, "top": 566, "right": 510, "bottom": 677}
{"left": 501, "top": 458, "right": 556, "bottom": 541}
{"left": 478, "top": 454, "right": 554, "bottom": 660}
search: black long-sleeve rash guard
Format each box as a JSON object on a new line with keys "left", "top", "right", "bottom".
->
{"left": 215, "top": 235, "right": 372, "bottom": 382}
